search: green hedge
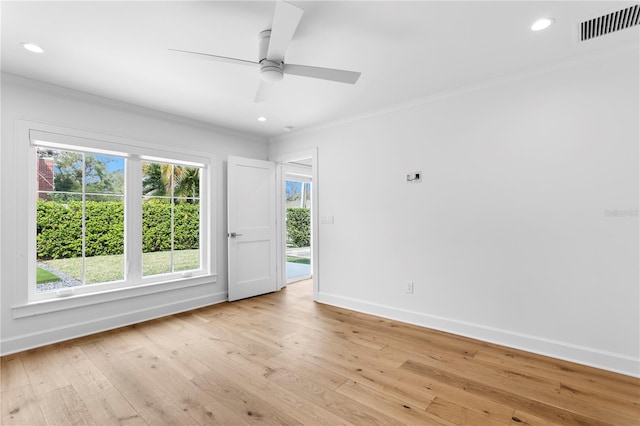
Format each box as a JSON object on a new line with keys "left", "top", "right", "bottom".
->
{"left": 37, "top": 200, "right": 199, "bottom": 260}
{"left": 142, "top": 201, "right": 199, "bottom": 252}
{"left": 37, "top": 200, "right": 83, "bottom": 259}
{"left": 286, "top": 207, "right": 310, "bottom": 248}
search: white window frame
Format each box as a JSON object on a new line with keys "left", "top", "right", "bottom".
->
{"left": 14, "top": 120, "right": 215, "bottom": 316}
{"left": 138, "top": 159, "right": 204, "bottom": 279}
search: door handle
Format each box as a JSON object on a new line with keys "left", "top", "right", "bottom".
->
{"left": 228, "top": 232, "right": 243, "bottom": 238}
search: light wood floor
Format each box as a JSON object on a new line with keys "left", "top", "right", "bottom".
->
{"left": 2, "top": 279, "right": 639, "bottom": 425}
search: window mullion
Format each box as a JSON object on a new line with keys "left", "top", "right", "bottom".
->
{"left": 171, "top": 165, "right": 175, "bottom": 273}
{"left": 81, "top": 153, "right": 87, "bottom": 286}
{"left": 127, "top": 156, "right": 143, "bottom": 282}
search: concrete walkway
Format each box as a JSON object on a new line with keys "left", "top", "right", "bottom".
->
{"left": 286, "top": 246, "right": 311, "bottom": 281}
{"left": 286, "top": 246, "right": 310, "bottom": 258}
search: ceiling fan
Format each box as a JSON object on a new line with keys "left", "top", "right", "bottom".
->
{"left": 169, "top": 0, "right": 361, "bottom": 102}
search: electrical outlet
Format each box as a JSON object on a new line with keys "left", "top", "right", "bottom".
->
{"left": 404, "top": 281, "right": 414, "bottom": 294}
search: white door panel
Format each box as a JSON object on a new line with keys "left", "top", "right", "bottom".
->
{"left": 227, "top": 156, "right": 277, "bottom": 301}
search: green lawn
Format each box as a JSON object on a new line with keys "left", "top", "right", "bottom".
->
{"left": 142, "top": 249, "right": 200, "bottom": 276}
{"left": 287, "top": 256, "right": 310, "bottom": 265}
{"left": 42, "top": 250, "right": 199, "bottom": 284}
{"left": 36, "top": 267, "right": 62, "bottom": 284}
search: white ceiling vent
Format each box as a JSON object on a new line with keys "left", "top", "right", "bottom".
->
{"left": 581, "top": 4, "right": 640, "bottom": 41}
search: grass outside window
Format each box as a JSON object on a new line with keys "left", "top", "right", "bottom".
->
{"left": 36, "top": 267, "right": 61, "bottom": 284}
{"left": 287, "top": 256, "right": 310, "bottom": 265}
{"left": 41, "top": 249, "right": 199, "bottom": 285}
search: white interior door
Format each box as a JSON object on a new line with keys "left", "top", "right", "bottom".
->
{"left": 227, "top": 156, "right": 277, "bottom": 301}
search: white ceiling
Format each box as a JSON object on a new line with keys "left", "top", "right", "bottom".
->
{"left": 2, "top": 1, "right": 638, "bottom": 139}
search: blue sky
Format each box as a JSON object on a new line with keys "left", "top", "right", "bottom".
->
{"left": 95, "top": 154, "right": 124, "bottom": 174}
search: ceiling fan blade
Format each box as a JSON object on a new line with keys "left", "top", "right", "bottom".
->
{"left": 168, "top": 48, "right": 258, "bottom": 67}
{"left": 266, "top": 1, "right": 303, "bottom": 61}
{"left": 254, "top": 80, "right": 275, "bottom": 102}
{"left": 284, "top": 64, "right": 361, "bottom": 84}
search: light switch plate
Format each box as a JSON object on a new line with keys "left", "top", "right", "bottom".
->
{"left": 320, "top": 215, "right": 334, "bottom": 224}
{"left": 404, "top": 281, "right": 414, "bottom": 294}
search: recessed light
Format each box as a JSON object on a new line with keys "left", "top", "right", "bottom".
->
{"left": 22, "top": 42, "right": 44, "bottom": 53}
{"left": 257, "top": 116, "right": 267, "bottom": 122}
{"left": 530, "top": 18, "right": 554, "bottom": 31}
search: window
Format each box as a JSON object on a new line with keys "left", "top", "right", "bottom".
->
{"left": 142, "top": 161, "right": 201, "bottom": 276}
{"left": 36, "top": 148, "right": 125, "bottom": 292}
{"left": 30, "top": 128, "right": 210, "bottom": 302}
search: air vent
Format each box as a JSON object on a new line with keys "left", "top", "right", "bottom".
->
{"left": 580, "top": 4, "right": 640, "bottom": 41}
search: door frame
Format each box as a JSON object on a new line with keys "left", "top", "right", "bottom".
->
{"left": 282, "top": 162, "right": 312, "bottom": 284}
{"left": 271, "top": 148, "right": 319, "bottom": 301}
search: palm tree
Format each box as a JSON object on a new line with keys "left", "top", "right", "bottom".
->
{"left": 174, "top": 167, "right": 200, "bottom": 202}
{"left": 142, "top": 162, "right": 166, "bottom": 196}
{"left": 143, "top": 162, "right": 199, "bottom": 202}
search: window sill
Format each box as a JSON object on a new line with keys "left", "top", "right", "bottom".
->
{"left": 12, "top": 274, "right": 218, "bottom": 319}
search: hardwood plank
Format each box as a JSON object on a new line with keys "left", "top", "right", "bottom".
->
{"left": 315, "top": 305, "right": 483, "bottom": 357}
{"left": 97, "top": 326, "right": 145, "bottom": 355}
{"left": 196, "top": 319, "right": 283, "bottom": 360}
{"left": 267, "top": 367, "right": 402, "bottom": 426}
{"left": 120, "top": 346, "right": 252, "bottom": 426}
{"left": 248, "top": 302, "right": 388, "bottom": 351}
{"left": 302, "top": 354, "right": 436, "bottom": 412}
{"left": 79, "top": 340, "right": 198, "bottom": 425}
{"left": 1, "top": 385, "right": 46, "bottom": 426}
{"left": 191, "top": 371, "right": 303, "bottom": 425}
{"left": 81, "top": 388, "right": 148, "bottom": 426}
{"left": 425, "top": 397, "right": 512, "bottom": 426}
{"left": 173, "top": 310, "right": 211, "bottom": 326}
{"left": 271, "top": 332, "right": 438, "bottom": 410}
{"left": 0, "top": 354, "right": 30, "bottom": 392}
{"left": 37, "top": 384, "right": 96, "bottom": 425}
{"left": 399, "top": 351, "right": 636, "bottom": 425}
{"left": 474, "top": 348, "right": 640, "bottom": 407}
{"left": 509, "top": 409, "right": 569, "bottom": 426}
{"left": 48, "top": 343, "right": 113, "bottom": 397}
{"left": 159, "top": 328, "right": 350, "bottom": 425}
{"left": 1, "top": 279, "right": 638, "bottom": 426}
{"left": 19, "top": 346, "right": 72, "bottom": 396}
{"left": 124, "top": 321, "right": 212, "bottom": 381}
{"left": 335, "top": 379, "right": 449, "bottom": 426}
{"left": 190, "top": 349, "right": 354, "bottom": 426}
{"left": 269, "top": 352, "right": 350, "bottom": 390}
{"left": 400, "top": 359, "right": 620, "bottom": 426}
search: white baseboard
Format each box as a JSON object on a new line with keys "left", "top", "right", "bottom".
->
{"left": 316, "top": 292, "right": 640, "bottom": 378}
{"left": 0, "top": 291, "right": 227, "bottom": 356}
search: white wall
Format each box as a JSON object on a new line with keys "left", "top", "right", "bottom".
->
{"left": 269, "top": 46, "right": 639, "bottom": 377}
{"left": 0, "top": 74, "right": 268, "bottom": 354}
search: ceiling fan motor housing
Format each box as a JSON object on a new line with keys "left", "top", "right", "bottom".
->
{"left": 258, "top": 30, "right": 284, "bottom": 82}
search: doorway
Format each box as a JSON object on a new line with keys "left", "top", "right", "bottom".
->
{"left": 272, "top": 148, "right": 318, "bottom": 299}
{"left": 283, "top": 161, "right": 312, "bottom": 283}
